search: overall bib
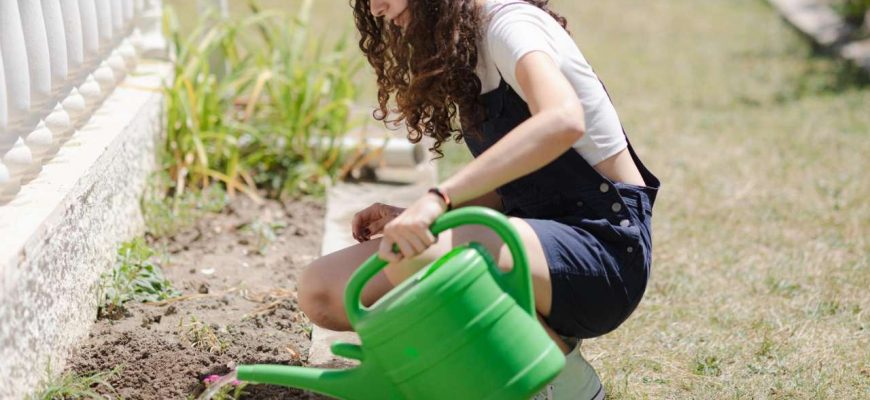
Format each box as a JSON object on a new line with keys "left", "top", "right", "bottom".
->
{"left": 464, "top": 78, "right": 661, "bottom": 338}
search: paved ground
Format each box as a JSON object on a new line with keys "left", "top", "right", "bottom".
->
{"left": 308, "top": 150, "right": 437, "bottom": 367}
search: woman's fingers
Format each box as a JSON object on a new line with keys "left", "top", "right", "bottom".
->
{"left": 352, "top": 203, "right": 388, "bottom": 242}
{"left": 362, "top": 215, "right": 391, "bottom": 240}
{"left": 378, "top": 235, "right": 402, "bottom": 263}
{"left": 399, "top": 226, "right": 428, "bottom": 255}
{"left": 352, "top": 208, "right": 371, "bottom": 241}
{"left": 379, "top": 220, "right": 438, "bottom": 261}
{"left": 393, "top": 234, "right": 416, "bottom": 260}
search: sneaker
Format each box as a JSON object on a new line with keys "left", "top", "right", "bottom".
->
{"left": 532, "top": 342, "right": 605, "bottom": 400}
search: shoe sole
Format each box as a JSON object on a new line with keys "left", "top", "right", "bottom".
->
{"left": 590, "top": 383, "right": 605, "bottom": 400}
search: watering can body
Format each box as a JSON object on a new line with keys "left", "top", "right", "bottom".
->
{"left": 238, "top": 207, "right": 564, "bottom": 399}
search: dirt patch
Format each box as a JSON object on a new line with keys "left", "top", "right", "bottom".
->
{"left": 65, "top": 196, "right": 333, "bottom": 399}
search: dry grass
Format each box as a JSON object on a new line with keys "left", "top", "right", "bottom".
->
{"left": 170, "top": 0, "right": 869, "bottom": 398}
{"left": 179, "top": 316, "right": 229, "bottom": 354}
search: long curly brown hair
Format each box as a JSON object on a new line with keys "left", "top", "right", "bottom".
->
{"left": 352, "top": 0, "right": 568, "bottom": 158}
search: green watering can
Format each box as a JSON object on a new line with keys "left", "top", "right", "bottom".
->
{"left": 237, "top": 207, "right": 565, "bottom": 399}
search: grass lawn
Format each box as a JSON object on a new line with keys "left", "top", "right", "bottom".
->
{"left": 170, "top": 0, "right": 869, "bottom": 398}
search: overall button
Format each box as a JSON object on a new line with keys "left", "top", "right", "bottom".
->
{"left": 627, "top": 246, "right": 634, "bottom": 253}
{"left": 611, "top": 202, "right": 622, "bottom": 212}
{"left": 599, "top": 183, "right": 610, "bottom": 193}
{"left": 619, "top": 219, "right": 631, "bottom": 227}
{"left": 575, "top": 200, "right": 584, "bottom": 207}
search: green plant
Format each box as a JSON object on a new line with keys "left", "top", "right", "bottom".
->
{"left": 179, "top": 316, "right": 229, "bottom": 354}
{"left": 163, "top": 0, "right": 362, "bottom": 200}
{"left": 692, "top": 355, "right": 723, "bottom": 377}
{"left": 99, "top": 238, "right": 180, "bottom": 319}
{"left": 830, "top": 0, "right": 870, "bottom": 26}
{"left": 142, "top": 169, "right": 228, "bottom": 238}
{"left": 29, "top": 365, "right": 123, "bottom": 400}
{"left": 239, "top": 219, "right": 286, "bottom": 254}
{"left": 210, "top": 382, "right": 249, "bottom": 400}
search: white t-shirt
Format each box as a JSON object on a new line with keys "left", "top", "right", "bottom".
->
{"left": 476, "top": 0, "right": 627, "bottom": 166}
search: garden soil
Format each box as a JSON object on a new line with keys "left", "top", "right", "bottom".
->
{"left": 65, "top": 196, "right": 335, "bottom": 399}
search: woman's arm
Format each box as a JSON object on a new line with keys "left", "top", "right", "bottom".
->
{"left": 454, "top": 190, "right": 504, "bottom": 211}
{"left": 438, "top": 51, "right": 585, "bottom": 206}
{"left": 375, "top": 51, "right": 585, "bottom": 263}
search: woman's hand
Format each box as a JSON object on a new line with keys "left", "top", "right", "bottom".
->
{"left": 378, "top": 193, "right": 448, "bottom": 263}
{"left": 352, "top": 203, "right": 405, "bottom": 242}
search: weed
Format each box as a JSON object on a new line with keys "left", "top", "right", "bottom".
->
{"left": 180, "top": 316, "right": 228, "bottom": 354}
{"left": 692, "top": 355, "right": 722, "bottom": 377}
{"left": 99, "top": 238, "right": 181, "bottom": 319}
{"left": 755, "top": 335, "right": 778, "bottom": 359}
{"left": 238, "top": 219, "right": 285, "bottom": 254}
{"left": 810, "top": 300, "right": 842, "bottom": 318}
{"left": 209, "top": 382, "right": 248, "bottom": 400}
{"left": 29, "top": 364, "right": 123, "bottom": 400}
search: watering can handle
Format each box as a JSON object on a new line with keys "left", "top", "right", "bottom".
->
{"left": 344, "top": 206, "right": 534, "bottom": 326}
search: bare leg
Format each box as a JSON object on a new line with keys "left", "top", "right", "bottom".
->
{"left": 297, "top": 217, "right": 570, "bottom": 353}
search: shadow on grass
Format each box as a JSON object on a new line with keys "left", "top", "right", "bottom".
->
{"left": 775, "top": 50, "right": 870, "bottom": 103}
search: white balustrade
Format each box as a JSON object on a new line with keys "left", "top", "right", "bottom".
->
{"left": 119, "top": 0, "right": 138, "bottom": 69}
{"left": 0, "top": 49, "right": 19, "bottom": 203}
{"left": 1, "top": 0, "right": 36, "bottom": 189}
{"left": 122, "top": 0, "right": 134, "bottom": 32}
{"left": 95, "top": 0, "right": 114, "bottom": 56}
{"left": 78, "top": 0, "right": 100, "bottom": 74}
{"left": 58, "top": 0, "right": 89, "bottom": 132}
{"left": 0, "top": 0, "right": 158, "bottom": 204}
{"left": 111, "top": 0, "right": 123, "bottom": 36}
{"left": 43, "top": 2, "right": 70, "bottom": 97}
{"left": 42, "top": 1, "right": 75, "bottom": 148}
{"left": 20, "top": 0, "right": 63, "bottom": 168}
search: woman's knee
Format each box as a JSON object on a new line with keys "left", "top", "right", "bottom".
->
{"left": 297, "top": 259, "right": 342, "bottom": 327}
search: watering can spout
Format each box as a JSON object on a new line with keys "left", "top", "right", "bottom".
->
{"left": 236, "top": 363, "right": 400, "bottom": 400}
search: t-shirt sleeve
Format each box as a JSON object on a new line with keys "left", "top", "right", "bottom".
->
{"left": 486, "top": 4, "right": 565, "bottom": 96}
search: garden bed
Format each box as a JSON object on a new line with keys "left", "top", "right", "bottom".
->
{"left": 63, "top": 195, "right": 331, "bottom": 399}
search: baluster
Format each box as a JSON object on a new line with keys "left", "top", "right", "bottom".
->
{"left": 118, "top": 0, "right": 139, "bottom": 70}
{"left": 122, "top": 0, "right": 135, "bottom": 34}
{"left": 78, "top": 0, "right": 100, "bottom": 73}
{"left": 118, "top": 0, "right": 138, "bottom": 71}
{"left": 107, "top": 0, "right": 129, "bottom": 82}
{"left": 59, "top": 0, "right": 88, "bottom": 129}
{"left": 19, "top": 0, "right": 58, "bottom": 175}
{"left": 95, "top": 0, "right": 114, "bottom": 57}
{"left": 18, "top": 0, "right": 52, "bottom": 117}
{"left": 110, "top": 0, "right": 124, "bottom": 44}
{"left": 1, "top": 49, "right": 21, "bottom": 203}
{"left": 0, "top": 1, "right": 36, "bottom": 187}
{"left": 94, "top": 0, "right": 119, "bottom": 95}
{"left": 78, "top": 0, "right": 110, "bottom": 112}
{"left": 41, "top": 0, "right": 74, "bottom": 147}
{"left": 60, "top": 0, "right": 85, "bottom": 85}
{"left": 130, "top": 0, "right": 147, "bottom": 55}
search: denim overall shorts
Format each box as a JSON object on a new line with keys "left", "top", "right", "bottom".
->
{"left": 465, "top": 79, "right": 661, "bottom": 339}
